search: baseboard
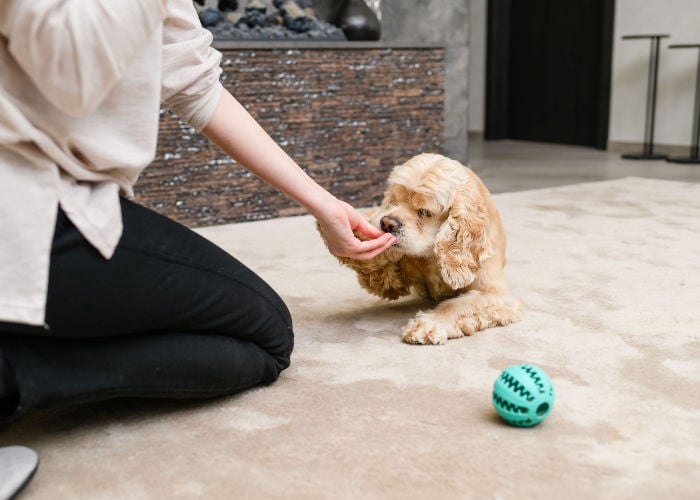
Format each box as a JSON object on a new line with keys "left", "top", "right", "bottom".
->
{"left": 468, "top": 134, "right": 694, "bottom": 156}
{"left": 607, "top": 141, "right": 692, "bottom": 156}
{"left": 468, "top": 131, "right": 484, "bottom": 141}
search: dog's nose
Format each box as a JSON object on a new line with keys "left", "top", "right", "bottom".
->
{"left": 380, "top": 216, "right": 403, "bottom": 234}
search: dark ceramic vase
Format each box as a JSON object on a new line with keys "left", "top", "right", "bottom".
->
{"left": 336, "top": 0, "right": 381, "bottom": 41}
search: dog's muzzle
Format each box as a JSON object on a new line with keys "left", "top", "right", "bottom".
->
{"left": 380, "top": 216, "right": 403, "bottom": 235}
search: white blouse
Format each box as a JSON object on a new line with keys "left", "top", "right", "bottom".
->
{"left": 0, "top": 0, "right": 224, "bottom": 325}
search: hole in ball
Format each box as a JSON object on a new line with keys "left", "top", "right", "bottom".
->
{"left": 536, "top": 403, "right": 550, "bottom": 416}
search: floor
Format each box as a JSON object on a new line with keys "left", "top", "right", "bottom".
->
{"left": 10, "top": 171, "right": 700, "bottom": 499}
{"left": 466, "top": 137, "right": 700, "bottom": 193}
{"left": 4, "top": 138, "right": 699, "bottom": 499}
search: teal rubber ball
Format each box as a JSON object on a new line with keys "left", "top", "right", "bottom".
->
{"left": 492, "top": 364, "right": 555, "bottom": 427}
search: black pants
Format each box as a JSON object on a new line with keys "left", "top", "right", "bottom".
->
{"left": 0, "top": 198, "right": 294, "bottom": 422}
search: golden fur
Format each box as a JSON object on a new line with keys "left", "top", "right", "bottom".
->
{"left": 335, "top": 153, "right": 522, "bottom": 345}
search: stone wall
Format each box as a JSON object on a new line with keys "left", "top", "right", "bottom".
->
{"left": 380, "top": 0, "right": 469, "bottom": 162}
{"left": 134, "top": 44, "right": 445, "bottom": 227}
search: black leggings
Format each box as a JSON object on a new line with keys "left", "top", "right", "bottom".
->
{"left": 0, "top": 198, "right": 294, "bottom": 421}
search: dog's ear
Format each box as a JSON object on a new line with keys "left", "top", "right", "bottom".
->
{"left": 433, "top": 181, "right": 492, "bottom": 290}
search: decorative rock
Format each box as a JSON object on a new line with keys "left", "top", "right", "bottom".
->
{"left": 199, "top": 7, "right": 224, "bottom": 27}
{"left": 246, "top": 0, "right": 267, "bottom": 12}
{"left": 237, "top": 0, "right": 270, "bottom": 29}
{"left": 195, "top": 0, "right": 347, "bottom": 41}
{"left": 218, "top": 0, "right": 239, "bottom": 12}
{"left": 224, "top": 11, "right": 244, "bottom": 25}
{"left": 274, "top": 0, "right": 314, "bottom": 33}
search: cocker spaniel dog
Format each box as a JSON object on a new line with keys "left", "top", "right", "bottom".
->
{"left": 330, "top": 153, "right": 522, "bottom": 345}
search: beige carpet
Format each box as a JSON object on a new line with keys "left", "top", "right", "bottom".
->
{"left": 2, "top": 177, "right": 699, "bottom": 499}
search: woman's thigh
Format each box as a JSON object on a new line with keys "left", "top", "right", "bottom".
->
{"left": 40, "top": 199, "right": 293, "bottom": 363}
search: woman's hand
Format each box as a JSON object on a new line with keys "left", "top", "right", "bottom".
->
{"left": 316, "top": 200, "right": 395, "bottom": 260}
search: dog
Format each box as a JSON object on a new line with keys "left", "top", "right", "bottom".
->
{"left": 330, "top": 153, "right": 522, "bottom": 345}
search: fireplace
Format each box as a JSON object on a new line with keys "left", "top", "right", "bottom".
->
{"left": 132, "top": 2, "right": 445, "bottom": 227}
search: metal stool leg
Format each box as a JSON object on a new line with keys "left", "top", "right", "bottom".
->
{"left": 622, "top": 34, "right": 669, "bottom": 160}
{"left": 667, "top": 45, "right": 700, "bottom": 164}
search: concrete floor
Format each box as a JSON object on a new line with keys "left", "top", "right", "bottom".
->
{"left": 467, "top": 138, "right": 700, "bottom": 193}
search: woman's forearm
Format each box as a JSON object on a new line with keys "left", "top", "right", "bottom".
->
{"left": 201, "top": 88, "right": 396, "bottom": 259}
{"left": 201, "top": 88, "right": 338, "bottom": 218}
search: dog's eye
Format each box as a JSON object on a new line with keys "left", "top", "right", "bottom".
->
{"left": 417, "top": 208, "right": 433, "bottom": 218}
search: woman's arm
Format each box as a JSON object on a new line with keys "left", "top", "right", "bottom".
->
{"left": 201, "top": 89, "right": 395, "bottom": 260}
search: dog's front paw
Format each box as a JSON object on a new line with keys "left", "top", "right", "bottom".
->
{"left": 401, "top": 317, "right": 448, "bottom": 345}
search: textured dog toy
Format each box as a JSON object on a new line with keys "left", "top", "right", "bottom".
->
{"left": 492, "top": 364, "right": 555, "bottom": 427}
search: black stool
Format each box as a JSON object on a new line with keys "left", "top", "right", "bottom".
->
{"left": 666, "top": 44, "right": 700, "bottom": 164}
{"left": 621, "top": 34, "right": 670, "bottom": 160}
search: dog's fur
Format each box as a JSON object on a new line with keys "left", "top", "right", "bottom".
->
{"left": 333, "top": 153, "right": 522, "bottom": 345}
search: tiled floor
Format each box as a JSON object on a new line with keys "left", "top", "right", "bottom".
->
{"left": 467, "top": 138, "right": 700, "bottom": 193}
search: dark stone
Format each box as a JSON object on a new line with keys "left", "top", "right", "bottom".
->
{"left": 283, "top": 15, "right": 314, "bottom": 33}
{"left": 199, "top": 7, "right": 224, "bottom": 27}
{"left": 236, "top": 11, "right": 270, "bottom": 28}
{"left": 218, "top": 0, "right": 239, "bottom": 12}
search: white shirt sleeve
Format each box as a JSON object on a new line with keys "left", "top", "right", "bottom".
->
{"left": 0, "top": 0, "right": 165, "bottom": 118}
{"left": 160, "top": 0, "right": 224, "bottom": 132}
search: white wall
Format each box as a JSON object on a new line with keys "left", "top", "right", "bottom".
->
{"left": 468, "top": 0, "right": 486, "bottom": 133}
{"left": 610, "top": 0, "right": 700, "bottom": 146}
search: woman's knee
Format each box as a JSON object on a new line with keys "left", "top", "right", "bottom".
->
{"left": 256, "top": 290, "right": 294, "bottom": 372}
{"left": 215, "top": 272, "right": 294, "bottom": 372}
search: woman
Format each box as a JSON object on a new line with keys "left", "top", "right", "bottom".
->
{"left": 0, "top": 0, "right": 394, "bottom": 424}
